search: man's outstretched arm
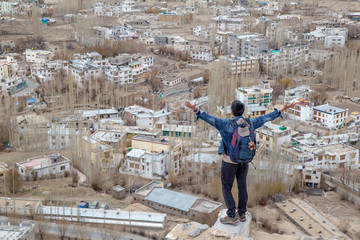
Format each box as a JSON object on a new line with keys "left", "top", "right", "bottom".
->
{"left": 251, "top": 102, "right": 297, "bottom": 130}
{"left": 185, "top": 101, "right": 227, "bottom": 131}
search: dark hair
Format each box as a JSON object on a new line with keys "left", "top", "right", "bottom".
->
{"left": 231, "top": 100, "right": 245, "bottom": 116}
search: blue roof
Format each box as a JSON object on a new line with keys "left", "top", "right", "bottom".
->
{"left": 26, "top": 98, "right": 36, "bottom": 104}
{"left": 144, "top": 188, "right": 197, "bottom": 212}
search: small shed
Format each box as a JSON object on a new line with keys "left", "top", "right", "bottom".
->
{"left": 109, "top": 185, "right": 126, "bottom": 199}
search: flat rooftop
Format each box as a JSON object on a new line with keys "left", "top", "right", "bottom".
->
{"left": 145, "top": 188, "right": 197, "bottom": 212}
{"left": 132, "top": 135, "right": 169, "bottom": 144}
{"left": 190, "top": 199, "right": 222, "bottom": 213}
{"left": 313, "top": 104, "right": 346, "bottom": 114}
{"left": 0, "top": 223, "right": 34, "bottom": 240}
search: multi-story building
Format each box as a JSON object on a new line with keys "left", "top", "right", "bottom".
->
{"left": 259, "top": 43, "right": 309, "bottom": 78}
{"left": 303, "top": 26, "right": 348, "bottom": 49}
{"left": 137, "top": 109, "right": 171, "bottom": 129}
{"left": 30, "top": 60, "right": 69, "bottom": 83}
{"left": 284, "top": 85, "right": 312, "bottom": 103}
{"left": 0, "top": 56, "right": 18, "bottom": 93}
{"left": 131, "top": 135, "right": 182, "bottom": 174}
{"left": 286, "top": 98, "right": 314, "bottom": 122}
{"left": 302, "top": 166, "right": 321, "bottom": 188}
{"left": 190, "top": 46, "right": 213, "bottom": 61}
{"left": 313, "top": 104, "right": 348, "bottom": 130}
{"left": 256, "top": 122, "right": 293, "bottom": 153}
{"left": 235, "top": 80, "right": 273, "bottom": 108}
{"left": 185, "top": 153, "right": 221, "bottom": 178}
{"left": 25, "top": 49, "right": 54, "bottom": 64}
{"left": 70, "top": 59, "right": 103, "bottom": 83}
{"left": 125, "top": 148, "right": 168, "bottom": 179}
{"left": 226, "top": 55, "right": 259, "bottom": 74}
{"left": 104, "top": 65, "right": 133, "bottom": 84}
{"left": 211, "top": 16, "right": 243, "bottom": 32}
{"left": 193, "top": 25, "right": 211, "bottom": 39}
{"left": 226, "top": 33, "right": 267, "bottom": 57}
{"left": 215, "top": 31, "right": 233, "bottom": 44}
{"left": 16, "top": 154, "right": 71, "bottom": 180}
{"left": 0, "top": 1, "right": 19, "bottom": 15}
{"left": 281, "top": 133, "right": 360, "bottom": 170}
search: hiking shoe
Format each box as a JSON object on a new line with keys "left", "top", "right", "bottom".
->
{"left": 220, "top": 216, "right": 239, "bottom": 224}
{"left": 236, "top": 211, "right": 247, "bottom": 222}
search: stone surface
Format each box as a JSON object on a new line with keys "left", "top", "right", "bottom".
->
{"left": 188, "top": 224, "right": 209, "bottom": 237}
{"left": 212, "top": 209, "right": 252, "bottom": 238}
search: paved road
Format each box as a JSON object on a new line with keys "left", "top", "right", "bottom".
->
{"left": 12, "top": 79, "right": 39, "bottom": 97}
{"left": 163, "top": 84, "right": 190, "bottom": 97}
{"left": 0, "top": 216, "right": 148, "bottom": 240}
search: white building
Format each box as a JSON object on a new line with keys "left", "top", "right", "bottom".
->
{"left": 16, "top": 154, "right": 71, "bottom": 180}
{"left": 235, "top": 80, "right": 273, "bottom": 108}
{"left": 104, "top": 65, "right": 133, "bottom": 84}
{"left": 226, "top": 55, "right": 259, "bottom": 74}
{"left": 193, "top": 25, "right": 210, "bottom": 39}
{"left": 126, "top": 148, "right": 168, "bottom": 179}
{"left": 0, "top": 56, "right": 18, "bottom": 93}
{"left": 260, "top": 43, "right": 309, "bottom": 78}
{"left": 30, "top": 60, "right": 69, "bottom": 83}
{"left": 0, "top": 1, "right": 18, "bottom": 15}
{"left": 25, "top": 49, "right": 54, "bottom": 64}
{"left": 190, "top": 46, "right": 213, "bottom": 61}
{"left": 226, "top": 33, "right": 268, "bottom": 57}
{"left": 48, "top": 125, "right": 78, "bottom": 150}
{"left": 313, "top": 104, "right": 348, "bottom": 130}
{"left": 81, "top": 108, "right": 119, "bottom": 121}
{"left": 70, "top": 59, "right": 103, "bottom": 83}
{"left": 302, "top": 166, "right": 321, "bottom": 188}
{"left": 284, "top": 85, "right": 312, "bottom": 103}
{"left": 211, "top": 16, "right": 243, "bottom": 32}
{"left": 286, "top": 98, "right": 314, "bottom": 122}
{"left": 256, "top": 122, "right": 293, "bottom": 153}
{"left": 162, "top": 77, "right": 182, "bottom": 86}
{"left": 303, "top": 27, "right": 348, "bottom": 49}
{"left": 137, "top": 109, "right": 171, "bottom": 129}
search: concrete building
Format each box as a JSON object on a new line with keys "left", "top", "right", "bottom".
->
{"left": 0, "top": 1, "right": 18, "bottom": 15}
{"left": 124, "top": 105, "right": 170, "bottom": 128}
{"left": 81, "top": 108, "right": 119, "bottom": 121}
{"left": 226, "top": 33, "right": 267, "bottom": 57}
{"left": 0, "top": 56, "right": 19, "bottom": 93}
{"left": 109, "top": 185, "right": 126, "bottom": 199}
{"left": 281, "top": 133, "right": 360, "bottom": 170}
{"left": 190, "top": 46, "right": 213, "bottom": 61}
{"left": 284, "top": 85, "right": 312, "bottom": 103}
{"left": 303, "top": 26, "right": 348, "bottom": 49}
{"left": 185, "top": 153, "right": 221, "bottom": 178}
{"left": 302, "top": 166, "right": 321, "bottom": 188}
{"left": 131, "top": 135, "right": 182, "bottom": 174}
{"left": 104, "top": 65, "right": 133, "bottom": 84}
{"left": 260, "top": 43, "right": 309, "bottom": 78}
{"left": 193, "top": 25, "right": 211, "bottom": 39}
{"left": 92, "top": 129, "right": 127, "bottom": 153}
{"left": 286, "top": 98, "right": 314, "bottom": 122}
{"left": 30, "top": 60, "right": 69, "bottom": 83}
{"left": 313, "top": 104, "right": 348, "bottom": 130}
{"left": 256, "top": 122, "right": 293, "bottom": 153}
{"left": 235, "top": 80, "right": 273, "bottom": 108}
{"left": 0, "top": 221, "right": 35, "bottom": 240}
{"left": 226, "top": 55, "right": 259, "bottom": 74}
{"left": 125, "top": 148, "right": 168, "bottom": 179}
{"left": 154, "top": 36, "right": 168, "bottom": 45}
{"left": 48, "top": 125, "right": 79, "bottom": 150}
{"left": 16, "top": 154, "right": 71, "bottom": 180}
{"left": 211, "top": 16, "right": 243, "bottom": 32}
{"left": 133, "top": 182, "right": 222, "bottom": 219}
{"left": 25, "top": 49, "right": 54, "bottom": 64}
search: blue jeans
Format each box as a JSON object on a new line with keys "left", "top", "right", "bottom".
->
{"left": 221, "top": 160, "right": 249, "bottom": 218}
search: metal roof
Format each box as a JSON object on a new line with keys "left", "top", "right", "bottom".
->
{"left": 144, "top": 188, "right": 197, "bottom": 212}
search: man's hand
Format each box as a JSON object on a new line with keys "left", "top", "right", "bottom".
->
{"left": 280, "top": 101, "right": 297, "bottom": 112}
{"left": 185, "top": 101, "right": 197, "bottom": 111}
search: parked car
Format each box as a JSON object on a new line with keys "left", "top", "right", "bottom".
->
{"left": 78, "top": 201, "right": 89, "bottom": 208}
{"left": 90, "top": 200, "right": 99, "bottom": 209}
{"left": 100, "top": 203, "right": 109, "bottom": 210}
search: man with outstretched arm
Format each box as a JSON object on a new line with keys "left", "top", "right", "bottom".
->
{"left": 185, "top": 100, "right": 296, "bottom": 224}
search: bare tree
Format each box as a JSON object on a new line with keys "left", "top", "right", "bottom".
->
{"left": 56, "top": 220, "right": 69, "bottom": 240}
{"left": 5, "top": 168, "right": 22, "bottom": 194}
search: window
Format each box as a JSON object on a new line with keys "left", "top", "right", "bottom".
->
{"left": 61, "top": 166, "right": 65, "bottom": 170}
